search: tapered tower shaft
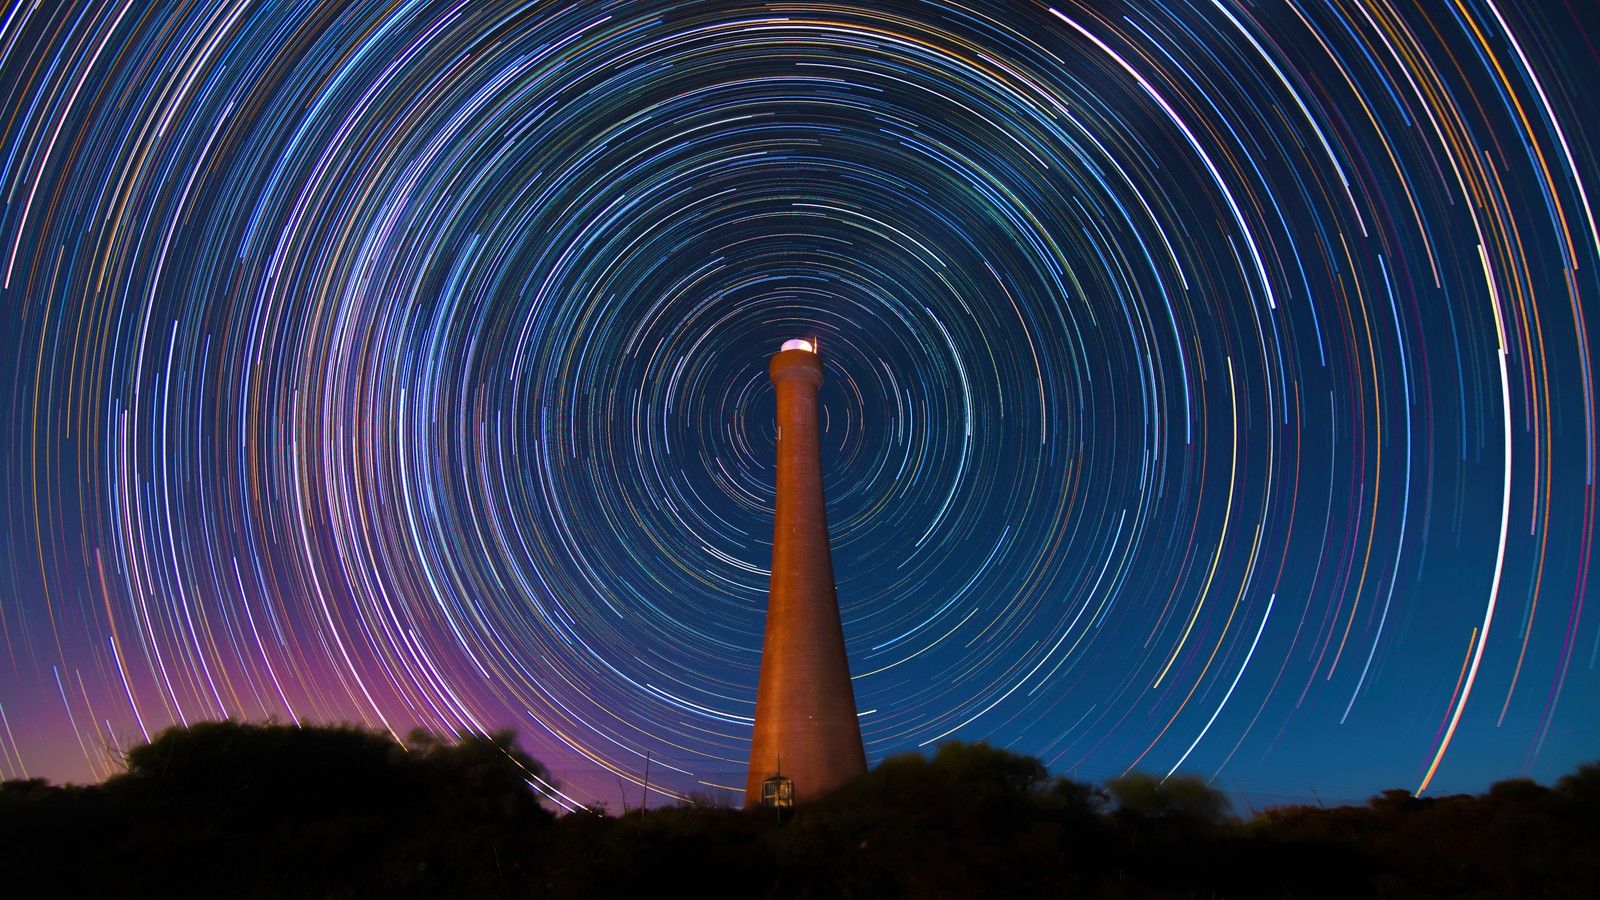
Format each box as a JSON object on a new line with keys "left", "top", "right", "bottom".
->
{"left": 746, "top": 341, "right": 867, "bottom": 806}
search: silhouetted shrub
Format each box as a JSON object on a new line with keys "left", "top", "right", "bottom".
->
{"left": 116, "top": 719, "right": 412, "bottom": 827}
{"left": 769, "top": 742, "right": 1111, "bottom": 898}
{"left": 0, "top": 720, "right": 559, "bottom": 898}
{"left": 1367, "top": 786, "right": 1424, "bottom": 814}
{"left": 404, "top": 726, "right": 554, "bottom": 825}
{"left": 1104, "top": 770, "right": 1233, "bottom": 826}
{"left": 1556, "top": 759, "right": 1600, "bottom": 807}
{"left": 2, "top": 726, "right": 1593, "bottom": 898}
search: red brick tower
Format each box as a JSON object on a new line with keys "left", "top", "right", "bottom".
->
{"left": 746, "top": 339, "right": 867, "bottom": 807}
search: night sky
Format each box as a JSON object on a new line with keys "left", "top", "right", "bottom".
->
{"left": 2, "top": 0, "right": 1597, "bottom": 812}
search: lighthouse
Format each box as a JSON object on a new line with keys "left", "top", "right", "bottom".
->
{"left": 745, "top": 338, "right": 867, "bottom": 807}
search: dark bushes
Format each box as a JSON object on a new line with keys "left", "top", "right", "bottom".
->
{"left": 1, "top": 723, "right": 1593, "bottom": 898}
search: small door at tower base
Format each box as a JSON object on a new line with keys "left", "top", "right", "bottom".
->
{"left": 761, "top": 774, "right": 794, "bottom": 809}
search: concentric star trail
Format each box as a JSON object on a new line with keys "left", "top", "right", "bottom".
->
{"left": 2, "top": 0, "right": 1596, "bottom": 809}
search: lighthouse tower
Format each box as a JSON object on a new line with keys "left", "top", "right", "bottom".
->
{"left": 745, "top": 339, "right": 867, "bottom": 807}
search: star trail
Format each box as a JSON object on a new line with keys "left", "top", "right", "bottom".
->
{"left": 2, "top": 0, "right": 1596, "bottom": 810}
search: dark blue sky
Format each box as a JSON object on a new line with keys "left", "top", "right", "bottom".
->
{"left": 2, "top": 0, "right": 1597, "bottom": 811}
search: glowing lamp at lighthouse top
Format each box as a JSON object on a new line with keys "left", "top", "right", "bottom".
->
{"left": 781, "top": 339, "right": 815, "bottom": 353}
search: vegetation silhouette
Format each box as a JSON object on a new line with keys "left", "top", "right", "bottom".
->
{"left": 1, "top": 720, "right": 1593, "bottom": 898}
{"left": 2, "top": 720, "right": 554, "bottom": 897}
{"left": 1104, "top": 771, "right": 1233, "bottom": 826}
